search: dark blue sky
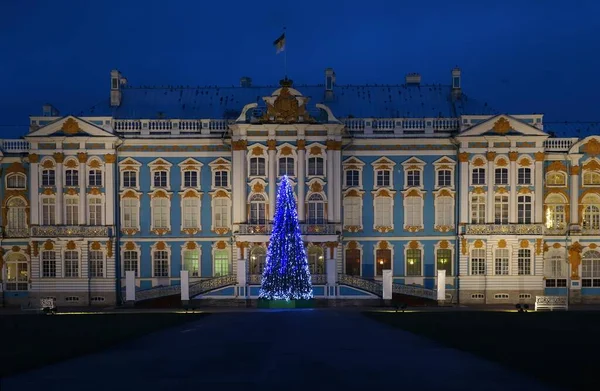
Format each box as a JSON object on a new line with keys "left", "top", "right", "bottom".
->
{"left": 1, "top": 0, "right": 599, "bottom": 137}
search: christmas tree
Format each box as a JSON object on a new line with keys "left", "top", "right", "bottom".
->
{"left": 259, "top": 175, "right": 313, "bottom": 301}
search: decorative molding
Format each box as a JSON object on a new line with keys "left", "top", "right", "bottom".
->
{"left": 77, "top": 152, "right": 88, "bottom": 163}
{"left": 570, "top": 165, "right": 580, "bottom": 175}
{"left": 536, "top": 239, "right": 543, "bottom": 255}
{"left": 458, "top": 152, "right": 469, "bottom": 163}
{"left": 520, "top": 240, "right": 530, "bottom": 248}
{"left": 28, "top": 153, "right": 39, "bottom": 163}
{"left": 104, "top": 154, "right": 116, "bottom": 163}
{"left": 267, "top": 139, "right": 277, "bottom": 150}
{"left": 496, "top": 157, "right": 508, "bottom": 167}
{"left": 232, "top": 140, "right": 248, "bottom": 151}
{"left": 61, "top": 118, "right": 81, "bottom": 135}
{"left": 519, "top": 158, "right": 531, "bottom": 167}
{"left": 473, "top": 239, "right": 484, "bottom": 249}
{"left": 569, "top": 242, "right": 583, "bottom": 279}
{"left": 486, "top": 151, "right": 496, "bottom": 162}
{"left": 498, "top": 239, "right": 507, "bottom": 248}
{"left": 534, "top": 152, "right": 545, "bottom": 162}
{"left": 492, "top": 117, "right": 511, "bottom": 134}
{"left": 343, "top": 225, "right": 362, "bottom": 233}
{"left": 309, "top": 145, "right": 322, "bottom": 156}
{"left": 216, "top": 240, "right": 227, "bottom": 250}
{"left": 547, "top": 161, "right": 567, "bottom": 172}
{"left": 326, "top": 140, "right": 342, "bottom": 150}
{"left": 461, "top": 237, "right": 468, "bottom": 255}
{"left": 53, "top": 152, "right": 64, "bottom": 163}
{"left": 43, "top": 240, "right": 54, "bottom": 251}
{"left": 582, "top": 139, "right": 600, "bottom": 156}
{"left": 508, "top": 151, "right": 519, "bottom": 161}
{"left": 472, "top": 157, "right": 485, "bottom": 167}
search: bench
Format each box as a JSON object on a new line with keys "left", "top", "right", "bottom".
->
{"left": 535, "top": 296, "right": 568, "bottom": 311}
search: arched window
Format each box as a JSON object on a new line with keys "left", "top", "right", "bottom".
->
{"left": 545, "top": 194, "right": 566, "bottom": 230}
{"left": 122, "top": 198, "right": 139, "bottom": 229}
{"left": 583, "top": 171, "right": 600, "bottom": 186}
{"left": 152, "top": 197, "right": 169, "bottom": 229}
{"left": 249, "top": 194, "right": 267, "bottom": 224}
{"left": 582, "top": 250, "right": 600, "bottom": 287}
{"left": 546, "top": 171, "right": 566, "bottom": 186}
{"left": 5, "top": 253, "right": 28, "bottom": 291}
{"left": 250, "top": 157, "right": 266, "bottom": 176}
{"left": 6, "top": 173, "right": 26, "bottom": 189}
{"left": 249, "top": 246, "right": 267, "bottom": 275}
{"left": 307, "top": 194, "right": 325, "bottom": 224}
{"left": 308, "top": 246, "right": 325, "bottom": 274}
{"left": 582, "top": 194, "right": 600, "bottom": 230}
{"left": 278, "top": 157, "right": 295, "bottom": 177}
{"left": 7, "top": 198, "right": 27, "bottom": 231}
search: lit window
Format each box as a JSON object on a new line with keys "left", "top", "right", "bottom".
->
{"left": 214, "top": 249, "right": 230, "bottom": 276}
{"left": 5, "top": 253, "right": 28, "bottom": 290}
{"left": 183, "top": 250, "right": 200, "bottom": 277}
{"left": 375, "top": 248, "right": 391, "bottom": 277}
{"left": 406, "top": 249, "right": 421, "bottom": 276}
{"left": 436, "top": 249, "right": 452, "bottom": 276}
{"left": 249, "top": 246, "right": 266, "bottom": 275}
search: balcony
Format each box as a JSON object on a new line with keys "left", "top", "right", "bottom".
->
{"left": 3, "top": 228, "right": 29, "bottom": 238}
{"left": 31, "top": 225, "right": 111, "bottom": 237}
{"left": 465, "top": 224, "right": 544, "bottom": 235}
{"left": 238, "top": 223, "right": 338, "bottom": 235}
{"left": 342, "top": 117, "right": 459, "bottom": 137}
{"left": 112, "top": 119, "right": 231, "bottom": 136}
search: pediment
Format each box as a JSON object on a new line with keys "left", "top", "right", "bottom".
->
{"left": 209, "top": 158, "right": 231, "bottom": 167}
{"left": 148, "top": 158, "right": 172, "bottom": 167}
{"left": 371, "top": 157, "right": 396, "bottom": 167}
{"left": 27, "top": 116, "right": 115, "bottom": 138}
{"left": 433, "top": 156, "right": 456, "bottom": 165}
{"left": 459, "top": 115, "right": 548, "bottom": 137}
{"left": 119, "top": 158, "right": 141, "bottom": 167}
{"left": 178, "top": 158, "right": 203, "bottom": 168}
{"left": 343, "top": 157, "right": 365, "bottom": 166}
{"left": 401, "top": 157, "right": 426, "bottom": 166}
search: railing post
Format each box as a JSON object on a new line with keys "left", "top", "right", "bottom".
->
{"left": 181, "top": 270, "right": 189, "bottom": 305}
{"left": 326, "top": 258, "right": 337, "bottom": 297}
{"left": 437, "top": 270, "right": 446, "bottom": 303}
{"left": 237, "top": 259, "right": 247, "bottom": 298}
{"left": 125, "top": 270, "right": 136, "bottom": 306}
{"left": 382, "top": 270, "right": 392, "bottom": 300}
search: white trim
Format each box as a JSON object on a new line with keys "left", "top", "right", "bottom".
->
{"left": 276, "top": 142, "right": 298, "bottom": 178}
{"left": 371, "top": 157, "right": 395, "bottom": 189}
{"left": 372, "top": 188, "right": 396, "bottom": 231}
{"left": 211, "top": 242, "right": 232, "bottom": 277}
{"left": 149, "top": 190, "right": 172, "bottom": 233}
{"left": 119, "top": 157, "right": 142, "bottom": 191}
{"left": 305, "top": 142, "right": 327, "bottom": 178}
{"left": 178, "top": 158, "right": 203, "bottom": 190}
{"left": 148, "top": 158, "right": 173, "bottom": 191}
{"left": 209, "top": 189, "right": 232, "bottom": 231}
{"left": 209, "top": 158, "right": 231, "bottom": 190}
{"left": 401, "top": 156, "right": 426, "bottom": 190}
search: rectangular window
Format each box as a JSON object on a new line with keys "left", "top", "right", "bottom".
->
{"left": 436, "top": 197, "right": 453, "bottom": 227}
{"left": 65, "top": 170, "right": 79, "bottom": 187}
{"left": 153, "top": 250, "right": 169, "bottom": 277}
{"left": 184, "top": 250, "right": 200, "bottom": 277}
{"left": 88, "top": 198, "right": 102, "bottom": 226}
{"left": 184, "top": 171, "right": 198, "bottom": 188}
{"left": 308, "top": 157, "right": 324, "bottom": 176}
{"left": 374, "top": 197, "right": 392, "bottom": 227}
{"left": 405, "top": 197, "right": 422, "bottom": 227}
{"left": 518, "top": 195, "right": 532, "bottom": 224}
{"left": 123, "top": 171, "right": 137, "bottom": 188}
{"left": 214, "top": 250, "right": 230, "bottom": 276}
{"left": 494, "top": 195, "right": 509, "bottom": 224}
{"left": 471, "top": 249, "right": 486, "bottom": 275}
{"left": 518, "top": 249, "right": 531, "bottom": 275}
{"left": 214, "top": 198, "right": 229, "bottom": 228}
{"left": 345, "top": 170, "right": 360, "bottom": 187}
{"left": 495, "top": 249, "right": 509, "bottom": 275}
{"left": 345, "top": 249, "right": 361, "bottom": 276}
{"left": 42, "top": 251, "right": 56, "bottom": 277}
{"left": 471, "top": 195, "right": 486, "bottom": 224}
{"left": 375, "top": 249, "right": 391, "bottom": 277}
{"left": 472, "top": 168, "right": 485, "bottom": 185}
{"left": 183, "top": 198, "right": 199, "bottom": 228}
{"left": 437, "top": 170, "right": 452, "bottom": 187}
{"left": 406, "top": 249, "right": 422, "bottom": 276}
{"left": 65, "top": 198, "right": 79, "bottom": 225}
{"left": 89, "top": 251, "right": 104, "bottom": 278}
{"left": 376, "top": 170, "right": 390, "bottom": 187}
{"left": 122, "top": 198, "right": 138, "bottom": 228}
{"left": 153, "top": 171, "right": 167, "bottom": 187}
{"left": 42, "top": 169, "right": 55, "bottom": 186}
{"left": 518, "top": 168, "right": 531, "bottom": 185}
{"left": 123, "top": 250, "right": 138, "bottom": 277}
{"left": 495, "top": 168, "right": 508, "bottom": 185}
{"left": 278, "top": 157, "right": 295, "bottom": 176}
{"left": 250, "top": 157, "right": 266, "bottom": 176}
{"left": 344, "top": 197, "right": 361, "bottom": 227}
{"left": 215, "top": 171, "right": 228, "bottom": 187}
{"left": 64, "top": 251, "right": 79, "bottom": 278}
{"left": 42, "top": 198, "right": 56, "bottom": 225}
{"left": 436, "top": 249, "right": 452, "bottom": 276}
{"left": 88, "top": 170, "right": 102, "bottom": 186}
{"left": 407, "top": 170, "right": 421, "bottom": 187}
{"left": 152, "top": 198, "right": 169, "bottom": 229}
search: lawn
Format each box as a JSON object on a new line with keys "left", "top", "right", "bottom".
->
{"left": 365, "top": 311, "right": 599, "bottom": 391}
{"left": 0, "top": 312, "right": 208, "bottom": 378}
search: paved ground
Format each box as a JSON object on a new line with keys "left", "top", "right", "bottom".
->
{"left": 1, "top": 310, "right": 560, "bottom": 391}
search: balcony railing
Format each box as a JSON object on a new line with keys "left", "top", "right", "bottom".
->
{"left": 247, "top": 274, "right": 327, "bottom": 285}
{"left": 465, "top": 224, "right": 544, "bottom": 235}
{"left": 1, "top": 139, "right": 30, "bottom": 153}
{"left": 3, "top": 228, "right": 29, "bottom": 238}
{"left": 31, "top": 225, "right": 111, "bottom": 237}
{"left": 342, "top": 117, "right": 459, "bottom": 137}
{"left": 112, "top": 119, "right": 231, "bottom": 135}
{"left": 544, "top": 138, "right": 578, "bottom": 152}
{"left": 238, "top": 223, "right": 337, "bottom": 235}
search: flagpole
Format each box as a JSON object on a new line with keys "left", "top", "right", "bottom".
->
{"left": 284, "top": 26, "right": 287, "bottom": 79}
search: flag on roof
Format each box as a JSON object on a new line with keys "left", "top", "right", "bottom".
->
{"left": 273, "top": 33, "right": 285, "bottom": 54}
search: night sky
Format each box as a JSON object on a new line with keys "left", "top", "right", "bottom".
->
{"left": 1, "top": 0, "right": 599, "bottom": 138}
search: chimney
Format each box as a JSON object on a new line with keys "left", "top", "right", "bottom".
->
{"left": 405, "top": 73, "right": 421, "bottom": 85}
{"left": 110, "top": 69, "right": 125, "bottom": 107}
{"left": 240, "top": 76, "right": 252, "bottom": 87}
{"left": 325, "top": 68, "right": 336, "bottom": 101}
{"left": 452, "top": 67, "right": 461, "bottom": 98}
{"left": 42, "top": 103, "right": 59, "bottom": 117}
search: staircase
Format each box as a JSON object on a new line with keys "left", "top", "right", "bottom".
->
{"left": 337, "top": 274, "right": 438, "bottom": 306}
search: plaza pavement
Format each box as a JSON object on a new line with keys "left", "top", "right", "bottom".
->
{"left": 1, "top": 309, "right": 561, "bottom": 390}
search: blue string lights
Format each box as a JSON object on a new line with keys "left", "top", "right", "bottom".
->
{"left": 259, "top": 175, "right": 313, "bottom": 301}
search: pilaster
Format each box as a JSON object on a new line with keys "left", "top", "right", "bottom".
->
{"left": 232, "top": 140, "right": 247, "bottom": 224}
{"left": 486, "top": 152, "right": 495, "bottom": 223}
{"left": 534, "top": 152, "right": 544, "bottom": 223}
{"left": 29, "top": 154, "right": 40, "bottom": 225}
{"left": 297, "top": 140, "right": 306, "bottom": 222}
{"left": 509, "top": 151, "right": 518, "bottom": 223}
{"left": 105, "top": 154, "right": 115, "bottom": 226}
{"left": 54, "top": 153, "right": 64, "bottom": 225}
{"left": 326, "top": 141, "right": 335, "bottom": 222}
{"left": 78, "top": 153, "right": 87, "bottom": 225}
{"left": 458, "top": 152, "right": 469, "bottom": 224}
{"left": 267, "top": 139, "right": 276, "bottom": 221}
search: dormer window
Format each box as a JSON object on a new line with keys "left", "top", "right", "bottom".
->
{"left": 250, "top": 157, "right": 266, "bottom": 176}
{"left": 153, "top": 171, "right": 167, "bottom": 187}
{"left": 215, "top": 171, "right": 228, "bottom": 187}
{"left": 407, "top": 170, "right": 421, "bottom": 187}
{"left": 376, "top": 170, "right": 390, "bottom": 187}
{"left": 308, "top": 157, "right": 324, "bottom": 176}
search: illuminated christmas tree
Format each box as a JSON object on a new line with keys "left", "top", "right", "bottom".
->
{"left": 259, "top": 175, "right": 313, "bottom": 301}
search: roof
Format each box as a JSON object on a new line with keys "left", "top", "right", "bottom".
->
{"left": 80, "top": 83, "right": 499, "bottom": 120}
{"left": 544, "top": 121, "right": 600, "bottom": 138}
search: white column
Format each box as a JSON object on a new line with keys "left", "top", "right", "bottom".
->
{"left": 79, "top": 157, "right": 87, "bottom": 224}
{"left": 268, "top": 141, "right": 276, "bottom": 220}
{"left": 382, "top": 269, "right": 392, "bottom": 300}
{"left": 326, "top": 144, "right": 334, "bottom": 222}
{"left": 333, "top": 148, "right": 342, "bottom": 223}
{"left": 180, "top": 270, "right": 189, "bottom": 301}
{"left": 30, "top": 157, "right": 40, "bottom": 225}
{"left": 437, "top": 270, "right": 446, "bottom": 301}
{"left": 125, "top": 270, "right": 136, "bottom": 301}
{"left": 486, "top": 154, "right": 495, "bottom": 223}
{"left": 231, "top": 141, "right": 247, "bottom": 224}
{"left": 459, "top": 154, "right": 469, "bottom": 224}
{"left": 509, "top": 154, "right": 517, "bottom": 223}
{"left": 237, "top": 258, "right": 247, "bottom": 298}
{"left": 55, "top": 157, "right": 64, "bottom": 225}
{"left": 570, "top": 167, "right": 580, "bottom": 226}
{"left": 534, "top": 155, "right": 544, "bottom": 223}
{"left": 297, "top": 141, "right": 306, "bottom": 222}
{"left": 105, "top": 154, "right": 115, "bottom": 226}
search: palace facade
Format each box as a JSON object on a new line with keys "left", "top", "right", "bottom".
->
{"left": 1, "top": 68, "right": 599, "bottom": 307}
